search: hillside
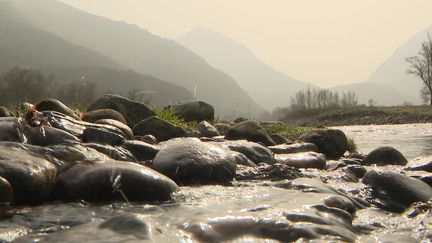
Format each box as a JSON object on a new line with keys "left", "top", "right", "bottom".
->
{"left": 0, "top": 1, "right": 119, "bottom": 73}
{"left": 367, "top": 26, "right": 432, "bottom": 105}
{"left": 177, "top": 26, "right": 315, "bottom": 111}
{"left": 329, "top": 82, "right": 413, "bottom": 106}
{"left": 12, "top": 0, "right": 265, "bottom": 118}
{"left": 0, "top": 1, "right": 191, "bottom": 106}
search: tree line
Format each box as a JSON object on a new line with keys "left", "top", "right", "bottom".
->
{"left": 273, "top": 87, "right": 358, "bottom": 119}
{"left": 0, "top": 66, "right": 99, "bottom": 107}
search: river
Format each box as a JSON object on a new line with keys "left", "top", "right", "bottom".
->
{"left": 1, "top": 124, "right": 432, "bottom": 242}
{"left": 336, "top": 123, "right": 432, "bottom": 160}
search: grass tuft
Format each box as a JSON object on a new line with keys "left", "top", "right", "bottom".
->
{"left": 153, "top": 106, "right": 197, "bottom": 130}
{"left": 262, "top": 122, "right": 317, "bottom": 140}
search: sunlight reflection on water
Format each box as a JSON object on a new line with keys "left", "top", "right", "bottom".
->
{"left": 335, "top": 123, "right": 432, "bottom": 159}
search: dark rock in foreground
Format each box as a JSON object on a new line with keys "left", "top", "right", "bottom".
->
{"left": 225, "top": 120, "right": 276, "bottom": 146}
{"left": 54, "top": 160, "right": 178, "bottom": 202}
{"left": 0, "top": 143, "right": 57, "bottom": 204}
{"left": 87, "top": 94, "right": 155, "bottom": 127}
{"left": 153, "top": 138, "right": 244, "bottom": 184}
{"left": 298, "top": 129, "right": 348, "bottom": 160}
{"left": 363, "top": 146, "right": 407, "bottom": 166}
{"left": 363, "top": 170, "right": 432, "bottom": 211}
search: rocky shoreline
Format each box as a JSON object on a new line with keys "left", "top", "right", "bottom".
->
{"left": 0, "top": 95, "right": 432, "bottom": 241}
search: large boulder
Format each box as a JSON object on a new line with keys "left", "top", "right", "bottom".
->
{"left": 363, "top": 171, "right": 432, "bottom": 210}
{"left": 54, "top": 160, "right": 178, "bottom": 202}
{"left": 132, "top": 116, "right": 186, "bottom": 142}
{"left": 87, "top": 94, "right": 155, "bottom": 127}
{"left": 0, "top": 143, "right": 57, "bottom": 204}
{"left": 173, "top": 100, "right": 214, "bottom": 122}
{"left": 153, "top": 138, "right": 244, "bottom": 184}
{"left": 82, "top": 109, "right": 127, "bottom": 125}
{"left": 298, "top": 129, "right": 348, "bottom": 160}
{"left": 35, "top": 99, "right": 79, "bottom": 120}
{"left": 363, "top": 146, "right": 407, "bottom": 166}
{"left": 225, "top": 121, "right": 276, "bottom": 146}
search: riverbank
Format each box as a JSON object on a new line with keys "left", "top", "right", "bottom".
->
{"left": 282, "top": 105, "right": 432, "bottom": 126}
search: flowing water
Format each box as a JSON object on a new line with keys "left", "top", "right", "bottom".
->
{"left": 2, "top": 124, "right": 432, "bottom": 242}
{"left": 336, "top": 123, "right": 432, "bottom": 160}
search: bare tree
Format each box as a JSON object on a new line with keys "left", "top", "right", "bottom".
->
{"left": 406, "top": 32, "right": 432, "bottom": 105}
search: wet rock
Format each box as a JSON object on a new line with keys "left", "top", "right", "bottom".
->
{"left": 345, "top": 165, "right": 367, "bottom": 179}
{"left": 0, "top": 143, "right": 57, "bottom": 204}
{"left": 197, "top": 120, "right": 220, "bottom": 137}
{"left": 47, "top": 143, "right": 111, "bottom": 169}
{"left": 42, "top": 111, "right": 87, "bottom": 137}
{"left": 0, "top": 106, "right": 11, "bottom": 117}
{"left": 24, "top": 125, "right": 80, "bottom": 146}
{"left": 99, "top": 214, "right": 152, "bottom": 240}
{"left": 87, "top": 94, "right": 155, "bottom": 127}
{"left": 214, "top": 123, "right": 231, "bottom": 136}
{"left": 268, "top": 142, "right": 318, "bottom": 154}
{"left": 84, "top": 143, "right": 137, "bottom": 162}
{"left": 275, "top": 152, "right": 326, "bottom": 169}
{"left": 182, "top": 215, "right": 356, "bottom": 242}
{"left": 54, "top": 160, "right": 178, "bottom": 202}
{"left": 0, "top": 117, "right": 26, "bottom": 142}
{"left": 225, "top": 120, "right": 276, "bottom": 146}
{"left": 132, "top": 116, "right": 186, "bottom": 142}
{"left": 215, "top": 140, "right": 275, "bottom": 164}
{"left": 121, "top": 140, "right": 159, "bottom": 161}
{"left": 0, "top": 176, "right": 13, "bottom": 205}
{"left": 236, "top": 163, "right": 302, "bottom": 181}
{"left": 82, "top": 109, "right": 127, "bottom": 125}
{"left": 269, "top": 133, "right": 290, "bottom": 145}
{"left": 173, "top": 100, "right": 214, "bottom": 122}
{"left": 363, "top": 171, "right": 432, "bottom": 210}
{"left": 153, "top": 138, "right": 242, "bottom": 184}
{"left": 35, "top": 99, "right": 79, "bottom": 120}
{"left": 81, "top": 127, "right": 125, "bottom": 146}
{"left": 134, "top": 134, "right": 158, "bottom": 145}
{"left": 298, "top": 129, "right": 348, "bottom": 160}
{"left": 95, "top": 119, "right": 134, "bottom": 139}
{"left": 363, "top": 146, "right": 407, "bottom": 166}
{"left": 323, "top": 195, "right": 359, "bottom": 215}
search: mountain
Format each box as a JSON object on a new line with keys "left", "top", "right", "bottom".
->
{"left": 177, "top": 26, "right": 315, "bottom": 111}
{"left": 12, "top": 0, "right": 265, "bottom": 118}
{"left": 367, "top": 26, "right": 432, "bottom": 105}
{"left": 330, "top": 82, "right": 412, "bottom": 106}
{"left": 0, "top": 1, "right": 192, "bottom": 106}
{"left": 0, "top": 1, "right": 119, "bottom": 73}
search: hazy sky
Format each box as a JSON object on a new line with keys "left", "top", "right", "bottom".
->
{"left": 59, "top": 0, "right": 432, "bottom": 87}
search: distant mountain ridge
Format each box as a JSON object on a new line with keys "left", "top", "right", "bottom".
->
{"left": 177, "top": 26, "right": 315, "bottom": 111}
{"left": 12, "top": 0, "right": 265, "bottom": 118}
{"left": 0, "top": 0, "right": 191, "bottom": 106}
{"left": 367, "top": 26, "right": 432, "bottom": 104}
